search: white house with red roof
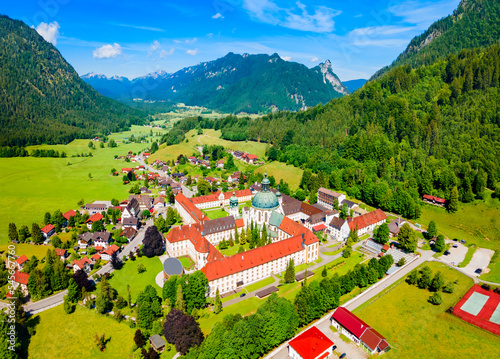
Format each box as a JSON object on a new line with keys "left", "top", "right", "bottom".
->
{"left": 11, "top": 271, "right": 30, "bottom": 296}
{"left": 347, "top": 208, "right": 387, "bottom": 236}
{"left": 288, "top": 326, "right": 335, "bottom": 359}
{"left": 15, "top": 255, "right": 29, "bottom": 270}
{"left": 86, "top": 213, "right": 103, "bottom": 230}
{"left": 101, "top": 244, "right": 120, "bottom": 261}
{"left": 54, "top": 248, "right": 68, "bottom": 261}
{"left": 72, "top": 257, "right": 91, "bottom": 273}
{"left": 62, "top": 210, "right": 77, "bottom": 226}
{"left": 331, "top": 307, "right": 390, "bottom": 355}
{"left": 41, "top": 224, "right": 55, "bottom": 238}
{"left": 175, "top": 193, "right": 209, "bottom": 224}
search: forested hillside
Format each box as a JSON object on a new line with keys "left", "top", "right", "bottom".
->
{"left": 165, "top": 44, "right": 500, "bottom": 219}
{"left": 373, "top": 0, "right": 500, "bottom": 79}
{"left": 0, "top": 15, "right": 145, "bottom": 146}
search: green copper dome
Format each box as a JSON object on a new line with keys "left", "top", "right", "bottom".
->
{"left": 252, "top": 172, "right": 279, "bottom": 210}
{"left": 230, "top": 192, "right": 238, "bottom": 207}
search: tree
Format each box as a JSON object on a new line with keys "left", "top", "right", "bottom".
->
{"left": 134, "top": 329, "right": 146, "bottom": 348}
{"left": 8, "top": 223, "right": 18, "bottom": 242}
{"left": 429, "top": 271, "right": 445, "bottom": 292}
{"left": 342, "top": 246, "right": 352, "bottom": 258}
{"left": 397, "top": 258, "right": 406, "bottom": 266}
{"left": 406, "top": 269, "right": 418, "bottom": 285}
{"left": 284, "top": 259, "right": 295, "bottom": 284}
{"left": 443, "top": 282, "right": 455, "bottom": 293}
{"left": 428, "top": 292, "right": 442, "bottom": 305}
{"left": 183, "top": 271, "right": 209, "bottom": 314}
{"left": 94, "top": 333, "right": 107, "bottom": 352}
{"left": 142, "top": 226, "right": 164, "bottom": 257}
{"left": 176, "top": 285, "right": 186, "bottom": 313}
{"left": 397, "top": 223, "right": 417, "bottom": 252}
{"left": 214, "top": 288, "right": 222, "bottom": 314}
{"left": 427, "top": 220, "right": 437, "bottom": 239}
{"left": 137, "top": 263, "right": 147, "bottom": 274}
{"left": 63, "top": 295, "right": 76, "bottom": 314}
{"left": 95, "top": 291, "right": 109, "bottom": 314}
{"left": 448, "top": 186, "right": 459, "bottom": 212}
{"left": 91, "top": 220, "right": 104, "bottom": 233}
{"left": 136, "top": 285, "right": 162, "bottom": 329}
{"left": 418, "top": 266, "right": 433, "bottom": 289}
{"left": 434, "top": 234, "right": 446, "bottom": 252}
{"left": 67, "top": 277, "right": 81, "bottom": 303}
{"left": 72, "top": 269, "right": 93, "bottom": 292}
{"left": 110, "top": 251, "right": 122, "bottom": 269}
{"left": 322, "top": 266, "right": 328, "bottom": 277}
{"left": 31, "top": 223, "right": 43, "bottom": 244}
{"left": 373, "top": 223, "right": 390, "bottom": 244}
{"left": 340, "top": 204, "right": 348, "bottom": 220}
{"left": 163, "top": 308, "right": 204, "bottom": 355}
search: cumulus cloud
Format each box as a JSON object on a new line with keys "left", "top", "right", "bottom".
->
{"left": 160, "top": 48, "right": 175, "bottom": 57}
{"left": 186, "top": 48, "right": 198, "bottom": 56}
{"left": 310, "top": 56, "right": 319, "bottom": 62}
{"left": 34, "top": 21, "right": 60, "bottom": 45}
{"left": 150, "top": 40, "right": 161, "bottom": 51}
{"left": 212, "top": 13, "right": 224, "bottom": 19}
{"left": 281, "top": 56, "right": 291, "bottom": 61}
{"left": 93, "top": 43, "right": 122, "bottom": 59}
{"left": 174, "top": 37, "right": 197, "bottom": 44}
{"left": 243, "top": 0, "right": 341, "bottom": 33}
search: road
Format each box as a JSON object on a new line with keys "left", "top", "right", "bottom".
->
{"left": 23, "top": 220, "right": 153, "bottom": 315}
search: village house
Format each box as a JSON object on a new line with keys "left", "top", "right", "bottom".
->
{"left": 317, "top": 187, "right": 346, "bottom": 210}
{"left": 122, "top": 198, "right": 141, "bottom": 223}
{"left": 122, "top": 217, "right": 139, "bottom": 229}
{"left": 92, "top": 232, "right": 111, "bottom": 249}
{"left": 62, "top": 210, "right": 77, "bottom": 227}
{"left": 331, "top": 307, "right": 390, "bottom": 355}
{"left": 84, "top": 203, "right": 107, "bottom": 215}
{"left": 54, "top": 248, "right": 68, "bottom": 261}
{"left": 86, "top": 213, "right": 103, "bottom": 230}
{"left": 72, "top": 257, "right": 91, "bottom": 273}
{"left": 41, "top": 224, "right": 55, "bottom": 238}
{"left": 101, "top": 244, "right": 120, "bottom": 261}
{"left": 78, "top": 232, "right": 93, "bottom": 249}
{"left": 242, "top": 153, "right": 258, "bottom": 164}
{"left": 129, "top": 194, "right": 153, "bottom": 211}
{"left": 15, "top": 255, "right": 29, "bottom": 270}
{"left": 288, "top": 326, "right": 335, "bottom": 359}
{"left": 216, "top": 160, "right": 225, "bottom": 168}
{"left": 153, "top": 197, "right": 165, "bottom": 210}
{"left": 119, "top": 227, "right": 137, "bottom": 242}
{"left": 388, "top": 218, "right": 406, "bottom": 237}
{"left": 232, "top": 150, "right": 244, "bottom": 159}
{"left": 422, "top": 194, "right": 447, "bottom": 207}
{"left": 329, "top": 217, "right": 350, "bottom": 241}
{"left": 347, "top": 209, "right": 387, "bottom": 236}
{"left": 11, "top": 271, "right": 30, "bottom": 296}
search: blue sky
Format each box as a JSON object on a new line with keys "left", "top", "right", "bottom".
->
{"left": 3, "top": 0, "right": 461, "bottom": 81}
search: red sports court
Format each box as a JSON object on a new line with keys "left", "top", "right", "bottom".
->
{"left": 453, "top": 284, "right": 500, "bottom": 336}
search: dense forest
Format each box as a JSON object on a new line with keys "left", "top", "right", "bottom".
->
{"left": 0, "top": 15, "right": 145, "bottom": 146}
{"left": 164, "top": 44, "right": 500, "bottom": 219}
{"left": 373, "top": 0, "right": 500, "bottom": 79}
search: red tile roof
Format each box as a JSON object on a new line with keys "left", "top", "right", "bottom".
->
{"left": 331, "top": 307, "right": 371, "bottom": 338}
{"left": 91, "top": 253, "right": 101, "bottom": 261}
{"left": 312, "top": 224, "right": 327, "bottom": 231}
{"left": 13, "top": 271, "right": 29, "bottom": 285}
{"left": 176, "top": 193, "right": 209, "bottom": 223}
{"left": 235, "top": 218, "right": 245, "bottom": 228}
{"left": 359, "top": 327, "right": 388, "bottom": 352}
{"left": 246, "top": 154, "right": 258, "bottom": 160}
{"left": 73, "top": 257, "right": 91, "bottom": 269}
{"left": 63, "top": 210, "right": 77, "bottom": 220}
{"left": 95, "top": 246, "right": 104, "bottom": 251}
{"left": 16, "top": 255, "right": 29, "bottom": 265}
{"left": 86, "top": 213, "right": 103, "bottom": 223}
{"left": 54, "top": 249, "right": 67, "bottom": 257}
{"left": 279, "top": 217, "right": 318, "bottom": 245}
{"left": 223, "top": 189, "right": 251, "bottom": 199}
{"left": 288, "top": 326, "right": 334, "bottom": 359}
{"left": 103, "top": 244, "right": 120, "bottom": 256}
{"left": 201, "top": 235, "right": 305, "bottom": 281}
{"left": 41, "top": 224, "right": 55, "bottom": 234}
{"left": 348, "top": 209, "right": 386, "bottom": 231}
{"left": 423, "top": 194, "right": 447, "bottom": 203}
{"left": 189, "top": 191, "right": 221, "bottom": 205}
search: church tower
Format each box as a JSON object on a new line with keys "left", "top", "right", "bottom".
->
{"left": 229, "top": 192, "right": 239, "bottom": 217}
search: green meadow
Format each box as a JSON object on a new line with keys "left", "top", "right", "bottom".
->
{"left": 354, "top": 262, "right": 500, "bottom": 359}
{"left": 0, "top": 139, "right": 150, "bottom": 245}
{"left": 254, "top": 161, "right": 304, "bottom": 190}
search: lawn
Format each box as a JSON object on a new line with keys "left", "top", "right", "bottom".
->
{"left": 108, "top": 256, "right": 163, "bottom": 302}
{"left": 219, "top": 243, "right": 250, "bottom": 257}
{"left": 481, "top": 250, "right": 500, "bottom": 282}
{"left": 244, "top": 276, "right": 275, "bottom": 293}
{"left": 459, "top": 244, "right": 477, "bottom": 267}
{"left": 203, "top": 208, "right": 228, "bottom": 220}
{"left": 198, "top": 129, "right": 269, "bottom": 159}
{"left": 178, "top": 255, "right": 195, "bottom": 270}
{"left": 27, "top": 305, "right": 135, "bottom": 359}
{"left": 354, "top": 262, "right": 500, "bottom": 359}
{"left": 254, "top": 162, "right": 304, "bottom": 190}
{"left": 0, "top": 243, "right": 54, "bottom": 260}
{"left": 0, "top": 140, "right": 149, "bottom": 245}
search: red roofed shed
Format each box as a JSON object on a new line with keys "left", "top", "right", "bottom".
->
{"left": 288, "top": 326, "right": 334, "bottom": 359}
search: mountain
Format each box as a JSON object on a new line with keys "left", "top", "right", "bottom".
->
{"left": 80, "top": 72, "right": 132, "bottom": 100}
{"left": 81, "top": 53, "right": 348, "bottom": 113}
{"left": 0, "top": 15, "right": 144, "bottom": 147}
{"left": 342, "top": 79, "right": 367, "bottom": 93}
{"left": 372, "top": 0, "right": 500, "bottom": 79}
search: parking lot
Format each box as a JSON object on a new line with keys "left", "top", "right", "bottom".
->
{"left": 440, "top": 241, "right": 468, "bottom": 266}
{"left": 463, "top": 248, "right": 495, "bottom": 277}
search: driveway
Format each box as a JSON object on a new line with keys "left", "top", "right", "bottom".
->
{"left": 439, "top": 242, "right": 467, "bottom": 266}
{"left": 463, "top": 248, "right": 495, "bottom": 277}
{"left": 316, "top": 320, "right": 368, "bottom": 359}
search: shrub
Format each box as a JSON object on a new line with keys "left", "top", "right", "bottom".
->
{"left": 428, "top": 292, "right": 442, "bottom": 305}
{"left": 137, "top": 263, "right": 147, "bottom": 274}
{"left": 443, "top": 282, "right": 455, "bottom": 293}
{"left": 397, "top": 258, "right": 406, "bottom": 266}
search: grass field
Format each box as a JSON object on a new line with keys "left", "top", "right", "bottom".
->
{"left": 0, "top": 243, "right": 54, "bottom": 259}
{"left": 203, "top": 208, "right": 228, "bottom": 220}
{"left": 27, "top": 305, "right": 135, "bottom": 359}
{"left": 0, "top": 140, "right": 150, "bottom": 245}
{"left": 460, "top": 245, "right": 477, "bottom": 268}
{"left": 178, "top": 255, "right": 195, "bottom": 270}
{"left": 198, "top": 130, "right": 269, "bottom": 159}
{"left": 354, "top": 262, "right": 500, "bottom": 359}
{"left": 254, "top": 162, "right": 304, "bottom": 190}
{"left": 219, "top": 243, "right": 250, "bottom": 257}
{"left": 482, "top": 250, "right": 500, "bottom": 282}
{"left": 108, "top": 256, "right": 163, "bottom": 302}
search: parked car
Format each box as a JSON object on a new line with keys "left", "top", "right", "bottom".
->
{"left": 475, "top": 268, "right": 483, "bottom": 274}
{"left": 339, "top": 353, "right": 346, "bottom": 359}
{"left": 444, "top": 250, "right": 451, "bottom": 255}
{"left": 460, "top": 239, "right": 466, "bottom": 244}
{"left": 239, "top": 293, "right": 246, "bottom": 298}
{"left": 453, "top": 244, "right": 458, "bottom": 248}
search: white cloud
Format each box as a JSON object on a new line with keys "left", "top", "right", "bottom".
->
{"left": 388, "top": 0, "right": 459, "bottom": 30}
{"left": 186, "top": 48, "right": 198, "bottom": 56}
{"left": 207, "top": 33, "right": 213, "bottom": 38}
{"left": 281, "top": 56, "right": 291, "bottom": 61}
{"left": 242, "top": 0, "right": 341, "bottom": 33}
{"left": 150, "top": 40, "right": 160, "bottom": 51}
{"left": 310, "top": 56, "right": 319, "bottom": 62}
{"left": 93, "top": 43, "right": 122, "bottom": 59}
{"left": 354, "top": 14, "right": 363, "bottom": 18}
{"left": 350, "top": 25, "right": 415, "bottom": 37}
{"left": 160, "top": 48, "right": 175, "bottom": 57}
{"left": 34, "top": 21, "right": 60, "bottom": 45}
{"left": 174, "top": 37, "right": 197, "bottom": 44}
{"left": 117, "top": 23, "right": 164, "bottom": 32}
{"left": 212, "top": 13, "right": 224, "bottom": 19}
